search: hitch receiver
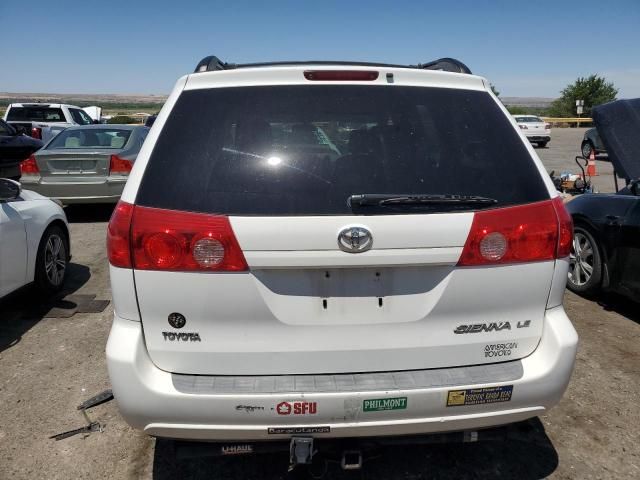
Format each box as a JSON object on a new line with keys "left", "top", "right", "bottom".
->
{"left": 289, "top": 437, "right": 315, "bottom": 468}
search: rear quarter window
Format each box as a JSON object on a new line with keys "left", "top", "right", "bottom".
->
{"left": 137, "top": 85, "right": 549, "bottom": 216}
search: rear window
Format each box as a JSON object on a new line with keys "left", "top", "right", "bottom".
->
{"left": 515, "top": 116, "right": 543, "bottom": 123}
{"left": 137, "top": 85, "right": 548, "bottom": 215}
{"left": 47, "top": 128, "right": 132, "bottom": 149}
{"left": 6, "top": 107, "right": 66, "bottom": 122}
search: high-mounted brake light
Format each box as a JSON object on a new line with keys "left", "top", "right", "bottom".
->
{"left": 458, "top": 198, "right": 573, "bottom": 266}
{"left": 20, "top": 155, "right": 40, "bottom": 175}
{"left": 304, "top": 70, "right": 379, "bottom": 81}
{"left": 109, "top": 154, "right": 133, "bottom": 174}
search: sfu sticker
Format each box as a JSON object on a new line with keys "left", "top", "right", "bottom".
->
{"left": 276, "top": 401, "right": 317, "bottom": 415}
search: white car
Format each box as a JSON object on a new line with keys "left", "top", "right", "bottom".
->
{"left": 0, "top": 179, "right": 69, "bottom": 299}
{"left": 106, "top": 56, "right": 577, "bottom": 469}
{"left": 513, "top": 115, "right": 551, "bottom": 148}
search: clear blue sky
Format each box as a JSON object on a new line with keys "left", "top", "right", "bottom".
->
{"left": 1, "top": 0, "right": 639, "bottom": 98}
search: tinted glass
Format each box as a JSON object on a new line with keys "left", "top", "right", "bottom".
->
{"left": 138, "top": 86, "right": 548, "bottom": 215}
{"left": 69, "top": 108, "right": 93, "bottom": 125}
{"left": 0, "top": 120, "right": 13, "bottom": 136}
{"left": 515, "top": 116, "right": 543, "bottom": 123}
{"left": 47, "top": 128, "right": 132, "bottom": 149}
{"left": 6, "top": 107, "right": 66, "bottom": 122}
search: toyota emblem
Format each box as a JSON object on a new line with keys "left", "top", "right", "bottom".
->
{"left": 338, "top": 226, "right": 373, "bottom": 253}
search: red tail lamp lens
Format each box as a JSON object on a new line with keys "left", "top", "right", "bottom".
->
{"left": 131, "top": 206, "right": 248, "bottom": 271}
{"left": 20, "top": 155, "right": 40, "bottom": 174}
{"left": 107, "top": 201, "right": 134, "bottom": 268}
{"left": 553, "top": 196, "right": 573, "bottom": 258}
{"left": 109, "top": 155, "right": 133, "bottom": 174}
{"left": 458, "top": 199, "right": 568, "bottom": 266}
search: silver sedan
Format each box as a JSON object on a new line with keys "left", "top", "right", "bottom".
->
{"left": 20, "top": 125, "right": 148, "bottom": 204}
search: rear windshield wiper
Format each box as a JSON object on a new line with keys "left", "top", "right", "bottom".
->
{"left": 349, "top": 194, "right": 498, "bottom": 208}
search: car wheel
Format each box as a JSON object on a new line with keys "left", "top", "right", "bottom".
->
{"left": 538, "top": 141, "right": 548, "bottom": 148}
{"left": 567, "top": 226, "right": 602, "bottom": 295}
{"left": 581, "top": 141, "right": 594, "bottom": 159}
{"left": 34, "top": 225, "right": 69, "bottom": 295}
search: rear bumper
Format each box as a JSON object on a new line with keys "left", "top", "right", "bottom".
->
{"left": 19, "top": 176, "right": 126, "bottom": 204}
{"left": 106, "top": 306, "right": 577, "bottom": 441}
{"left": 525, "top": 135, "right": 551, "bottom": 142}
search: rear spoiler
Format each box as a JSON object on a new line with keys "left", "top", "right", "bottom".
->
{"left": 194, "top": 56, "right": 472, "bottom": 75}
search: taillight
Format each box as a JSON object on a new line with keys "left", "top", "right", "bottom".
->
{"left": 31, "top": 127, "right": 42, "bottom": 139}
{"left": 20, "top": 155, "right": 40, "bottom": 175}
{"left": 458, "top": 198, "right": 572, "bottom": 266}
{"left": 545, "top": 123, "right": 552, "bottom": 130}
{"left": 107, "top": 201, "right": 134, "bottom": 268}
{"left": 304, "top": 70, "right": 379, "bottom": 81}
{"left": 131, "top": 205, "right": 248, "bottom": 271}
{"left": 553, "top": 196, "right": 573, "bottom": 257}
{"left": 518, "top": 124, "right": 528, "bottom": 130}
{"left": 109, "top": 155, "right": 133, "bottom": 174}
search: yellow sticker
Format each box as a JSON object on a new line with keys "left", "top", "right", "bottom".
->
{"left": 447, "top": 390, "right": 467, "bottom": 406}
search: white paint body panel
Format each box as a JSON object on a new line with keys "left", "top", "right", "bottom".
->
{"left": 107, "top": 64, "right": 578, "bottom": 438}
{"left": 106, "top": 306, "right": 578, "bottom": 440}
{"left": 0, "top": 189, "right": 67, "bottom": 298}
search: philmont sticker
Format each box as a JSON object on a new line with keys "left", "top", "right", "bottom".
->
{"left": 363, "top": 397, "right": 408, "bottom": 412}
{"left": 446, "top": 385, "right": 513, "bottom": 407}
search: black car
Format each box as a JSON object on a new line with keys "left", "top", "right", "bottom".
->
{"left": 566, "top": 99, "right": 640, "bottom": 300}
{"left": 581, "top": 127, "right": 607, "bottom": 159}
{"left": 0, "top": 119, "right": 44, "bottom": 180}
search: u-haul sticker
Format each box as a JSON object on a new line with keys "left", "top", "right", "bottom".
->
{"left": 446, "top": 386, "right": 513, "bottom": 406}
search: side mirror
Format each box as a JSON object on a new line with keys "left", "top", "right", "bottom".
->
{"left": 93, "top": 119, "right": 101, "bottom": 124}
{"left": 0, "top": 178, "right": 21, "bottom": 201}
{"left": 631, "top": 180, "right": 640, "bottom": 196}
{"left": 14, "top": 125, "right": 27, "bottom": 135}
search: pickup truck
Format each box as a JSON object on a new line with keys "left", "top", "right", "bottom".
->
{"left": 3, "top": 103, "right": 96, "bottom": 143}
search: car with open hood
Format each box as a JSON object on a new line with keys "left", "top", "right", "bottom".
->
{"left": 566, "top": 98, "right": 640, "bottom": 300}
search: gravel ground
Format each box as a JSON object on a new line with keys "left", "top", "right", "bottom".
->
{"left": 0, "top": 128, "right": 638, "bottom": 479}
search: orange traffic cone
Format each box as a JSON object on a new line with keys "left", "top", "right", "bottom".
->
{"left": 587, "top": 150, "right": 598, "bottom": 176}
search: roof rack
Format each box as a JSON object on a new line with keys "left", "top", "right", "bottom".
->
{"left": 193, "top": 56, "right": 472, "bottom": 74}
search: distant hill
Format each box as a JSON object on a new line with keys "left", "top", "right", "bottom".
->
{"left": 0, "top": 92, "right": 556, "bottom": 115}
{"left": 0, "top": 92, "right": 167, "bottom": 115}
{"left": 501, "top": 97, "right": 555, "bottom": 108}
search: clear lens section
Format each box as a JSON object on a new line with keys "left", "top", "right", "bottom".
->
{"left": 479, "top": 232, "right": 507, "bottom": 260}
{"left": 192, "top": 238, "right": 225, "bottom": 267}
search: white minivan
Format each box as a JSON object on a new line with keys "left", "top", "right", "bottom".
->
{"left": 106, "top": 56, "right": 577, "bottom": 467}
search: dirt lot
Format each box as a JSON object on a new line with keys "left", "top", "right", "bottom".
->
{"left": 0, "top": 128, "right": 638, "bottom": 479}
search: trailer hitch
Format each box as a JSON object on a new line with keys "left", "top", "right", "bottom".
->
{"left": 289, "top": 437, "right": 316, "bottom": 471}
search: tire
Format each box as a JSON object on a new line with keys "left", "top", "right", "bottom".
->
{"left": 581, "top": 141, "right": 594, "bottom": 159}
{"left": 567, "top": 226, "right": 602, "bottom": 296}
{"left": 537, "top": 141, "right": 548, "bottom": 148}
{"left": 34, "top": 225, "right": 69, "bottom": 295}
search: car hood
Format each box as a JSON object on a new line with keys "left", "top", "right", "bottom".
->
{"left": 592, "top": 98, "right": 640, "bottom": 181}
